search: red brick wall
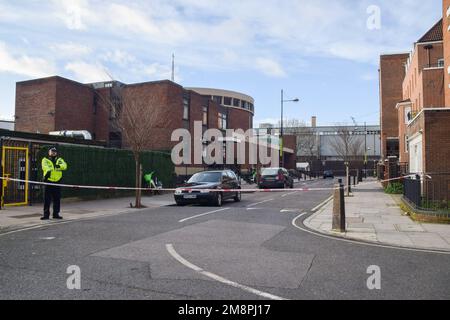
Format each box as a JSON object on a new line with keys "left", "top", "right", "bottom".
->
{"left": 54, "top": 77, "right": 95, "bottom": 133}
{"left": 424, "top": 109, "right": 450, "bottom": 173}
{"left": 15, "top": 77, "right": 58, "bottom": 134}
{"left": 379, "top": 54, "right": 409, "bottom": 159}
{"left": 283, "top": 135, "right": 297, "bottom": 170}
{"left": 227, "top": 107, "right": 252, "bottom": 132}
{"left": 121, "top": 81, "right": 183, "bottom": 151}
{"left": 444, "top": 0, "right": 450, "bottom": 107}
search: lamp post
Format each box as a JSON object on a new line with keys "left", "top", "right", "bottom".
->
{"left": 280, "top": 89, "right": 299, "bottom": 168}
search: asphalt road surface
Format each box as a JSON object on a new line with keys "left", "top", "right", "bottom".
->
{"left": 0, "top": 178, "right": 449, "bottom": 300}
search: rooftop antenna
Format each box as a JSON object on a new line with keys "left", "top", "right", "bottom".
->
{"left": 171, "top": 53, "right": 175, "bottom": 82}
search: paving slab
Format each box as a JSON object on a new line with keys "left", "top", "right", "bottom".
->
{"left": 303, "top": 179, "right": 450, "bottom": 252}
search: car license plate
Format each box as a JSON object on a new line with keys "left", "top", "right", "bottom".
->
{"left": 184, "top": 195, "right": 197, "bottom": 199}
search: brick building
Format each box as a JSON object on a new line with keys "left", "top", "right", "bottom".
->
{"left": 396, "top": 20, "right": 445, "bottom": 164}
{"left": 444, "top": 0, "right": 450, "bottom": 106}
{"left": 15, "top": 76, "right": 296, "bottom": 174}
{"left": 379, "top": 53, "right": 410, "bottom": 159}
{"left": 379, "top": 1, "right": 450, "bottom": 203}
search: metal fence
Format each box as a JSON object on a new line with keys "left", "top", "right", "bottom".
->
{"left": 403, "top": 176, "right": 421, "bottom": 208}
{"left": 403, "top": 173, "right": 450, "bottom": 213}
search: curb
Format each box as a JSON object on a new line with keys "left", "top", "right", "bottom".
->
{"left": 296, "top": 213, "right": 450, "bottom": 255}
{"left": 300, "top": 199, "right": 450, "bottom": 255}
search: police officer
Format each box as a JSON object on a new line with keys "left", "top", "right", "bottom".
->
{"left": 41, "top": 147, "right": 68, "bottom": 220}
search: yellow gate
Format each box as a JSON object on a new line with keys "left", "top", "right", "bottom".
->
{"left": 1, "top": 146, "right": 29, "bottom": 207}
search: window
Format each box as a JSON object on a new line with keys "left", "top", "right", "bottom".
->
{"left": 405, "top": 135, "right": 409, "bottom": 153}
{"left": 242, "top": 101, "right": 248, "bottom": 109}
{"left": 223, "top": 97, "right": 232, "bottom": 105}
{"left": 233, "top": 98, "right": 241, "bottom": 107}
{"left": 213, "top": 96, "right": 223, "bottom": 104}
{"left": 438, "top": 58, "right": 445, "bottom": 68}
{"left": 218, "top": 112, "right": 227, "bottom": 129}
{"left": 405, "top": 107, "right": 412, "bottom": 124}
{"left": 202, "top": 106, "right": 208, "bottom": 126}
{"left": 183, "top": 96, "right": 190, "bottom": 120}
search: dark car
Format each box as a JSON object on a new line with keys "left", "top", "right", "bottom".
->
{"left": 323, "top": 170, "right": 334, "bottom": 179}
{"left": 174, "top": 170, "right": 241, "bottom": 207}
{"left": 258, "top": 167, "right": 294, "bottom": 189}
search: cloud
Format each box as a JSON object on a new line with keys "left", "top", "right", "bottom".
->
{"left": 255, "top": 58, "right": 286, "bottom": 78}
{"left": 50, "top": 42, "right": 92, "bottom": 58}
{"left": 0, "top": 42, "right": 55, "bottom": 78}
{"left": 64, "top": 61, "right": 109, "bottom": 83}
{"left": 53, "top": 0, "right": 91, "bottom": 30}
{"left": 100, "top": 50, "right": 136, "bottom": 67}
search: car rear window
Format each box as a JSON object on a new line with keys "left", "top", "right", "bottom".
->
{"left": 188, "top": 172, "right": 222, "bottom": 183}
{"left": 261, "top": 168, "right": 280, "bottom": 176}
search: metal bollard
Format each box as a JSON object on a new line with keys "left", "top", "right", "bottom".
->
{"left": 347, "top": 174, "right": 351, "bottom": 194}
{"left": 332, "top": 179, "right": 346, "bottom": 232}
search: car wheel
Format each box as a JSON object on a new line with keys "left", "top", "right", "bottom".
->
{"left": 234, "top": 191, "right": 241, "bottom": 202}
{"left": 290, "top": 182, "right": 294, "bottom": 189}
{"left": 215, "top": 193, "right": 223, "bottom": 207}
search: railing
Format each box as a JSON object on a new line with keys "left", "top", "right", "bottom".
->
{"left": 421, "top": 173, "right": 450, "bottom": 212}
{"left": 403, "top": 176, "right": 421, "bottom": 208}
{"left": 403, "top": 173, "right": 450, "bottom": 213}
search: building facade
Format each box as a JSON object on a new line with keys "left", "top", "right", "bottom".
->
{"left": 397, "top": 20, "right": 445, "bottom": 164}
{"left": 379, "top": 53, "right": 410, "bottom": 159}
{"left": 15, "top": 76, "right": 262, "bottom": 174}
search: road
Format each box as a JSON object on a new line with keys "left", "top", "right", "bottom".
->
{"left": 0, "top": 178, "right": 449, "bottom": 300}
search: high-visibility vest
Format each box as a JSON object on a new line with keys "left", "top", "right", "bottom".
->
{"left": 42, "top": 157, "right": 68, "bottom": 182}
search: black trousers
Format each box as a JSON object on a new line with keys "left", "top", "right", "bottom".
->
{"left": 43, "top": 185, "right": 61, "bottom": 218}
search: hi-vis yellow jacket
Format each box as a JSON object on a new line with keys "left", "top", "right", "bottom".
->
{"left": 42, "top": 157, "right": 68, "bottom": 183}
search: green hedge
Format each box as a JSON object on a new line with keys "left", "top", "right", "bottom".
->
{"left": 37, "top": 145, "right": 175, "bottom": 199}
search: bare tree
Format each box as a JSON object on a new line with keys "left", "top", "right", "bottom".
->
{"left": 96, "top": 84, "right": 170, "bottom": 208}
{"left": 278, "top": 119, "right": 318, "bottom": 159}
{"left": 329, "top": 124, "right": 364, "bottom": 162}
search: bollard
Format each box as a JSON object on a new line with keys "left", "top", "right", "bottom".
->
{"left": 332, "top": 179, "right": 346, "bottom": 232}
{"left": 347, "top": 174, "right": 351, "bottom": 194}
{"left": 353, "top": 175, "right": 356, "bottom": 186}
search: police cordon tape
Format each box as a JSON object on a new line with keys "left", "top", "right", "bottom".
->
{"left": 0, "top": 175, "right": 412, "bottom": 193}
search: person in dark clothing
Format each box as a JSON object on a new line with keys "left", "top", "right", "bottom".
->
{"left": 41, "top": 147, "right": 68, "bottom": 220}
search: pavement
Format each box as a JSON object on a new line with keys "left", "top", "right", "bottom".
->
{"left": 0, "top": 178, "right": 449, "bottom": 300}
{"left": 304, "top": 179, "right": 450, "bottom": 252}
{"left": 0, "top": 193, "right": 175, "bottom": 234}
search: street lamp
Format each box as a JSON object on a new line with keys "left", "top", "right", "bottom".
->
{"left": 280, "top": 89, "right": 299, "bottom": 168}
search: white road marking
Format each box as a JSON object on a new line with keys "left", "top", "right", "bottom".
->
{"left": 281, "top": 192, "right": 298, "bottom": 198}
{"left": 292, "top": 214, "right": 450, "bottom": 255}
{"left": 311, "top": 195, "right": 334, "bottom": 212}
{"left": 39, "top": 237, "right": 56, "bottom": 240}
{"left": 280, "top": 209, "right": 300, "bottom": 213}
{"left": 166, "top": 244, "right": 287, "bottom": 300}
{"left": 178, "top": 208, "right": 230, "bottom": 223}
{"left": 246, "top": 199, "right": 274, "bottom": 208}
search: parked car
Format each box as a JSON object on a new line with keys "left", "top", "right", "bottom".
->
{"left": 174, "top": 170, "right": 241, "bottom": 207}
{"left": 258, "top": 167, "right": 294, "bottom": 189}
{"left": 323, "top": 170, "right": 334, "bottom": 179}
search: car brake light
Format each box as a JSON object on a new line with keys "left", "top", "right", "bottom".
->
{"left": 277, "top": 173, "right": 284, "bottom": 181}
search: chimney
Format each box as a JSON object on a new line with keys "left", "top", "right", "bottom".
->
{"left": 311, "top": 116, "right": 317, "bottom": 128}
